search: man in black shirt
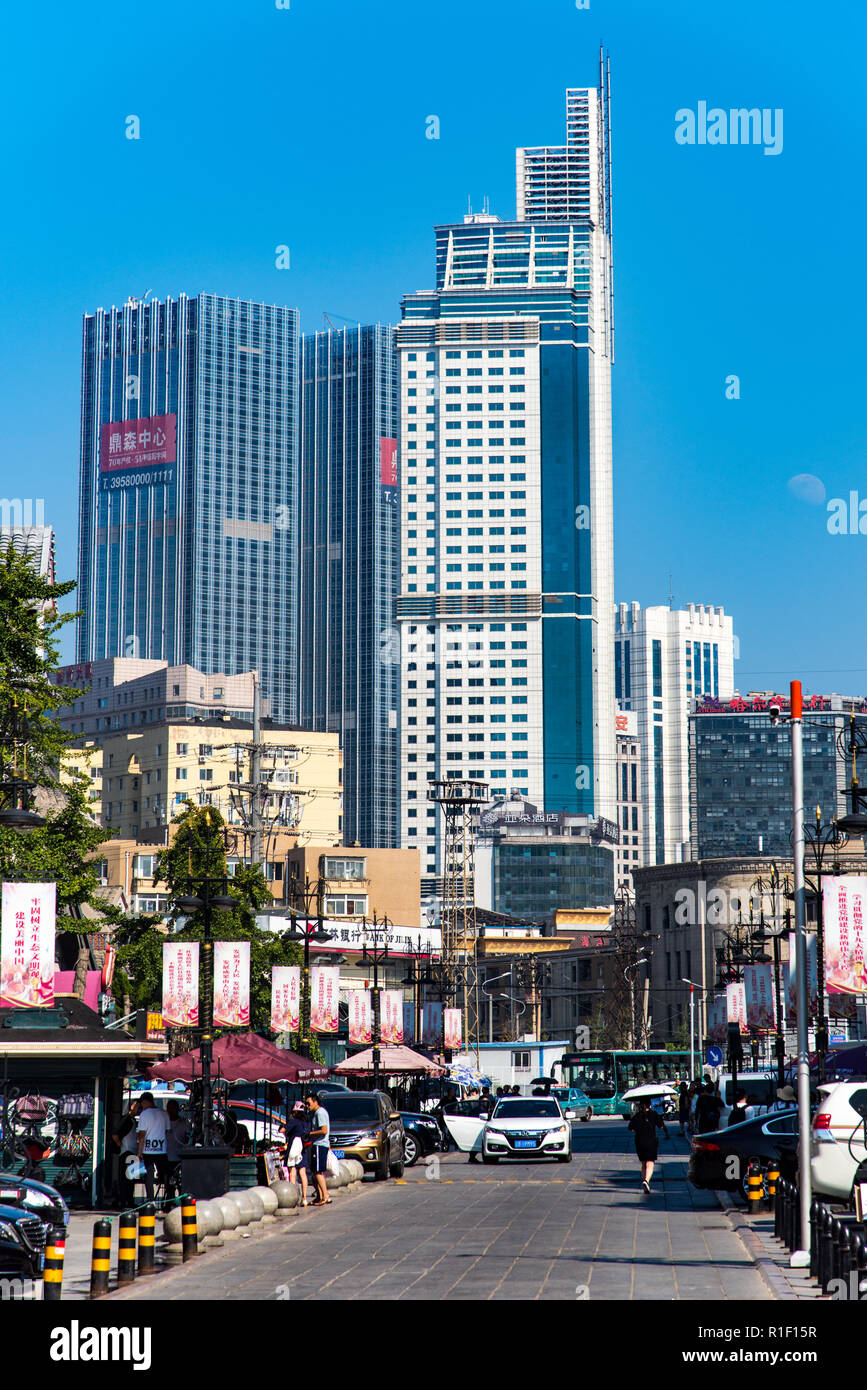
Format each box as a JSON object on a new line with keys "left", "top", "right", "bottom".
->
{"left": 695, "top": 1081, "right": 724, "bottom": 1134}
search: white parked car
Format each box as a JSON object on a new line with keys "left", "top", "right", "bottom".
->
{"left": 444, "top": 1096, "right": 573, "bottom": 1164}
{"left": 810, "top": 1081, "right": 867, "bottom": 1202}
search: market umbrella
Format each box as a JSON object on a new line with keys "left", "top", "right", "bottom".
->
{"left": 332, "top": 1044, "right": 446, "bottom": 1076}
{"left": 147, "top": 1030, "right": 329, "bottom": 1084}
{"left": 620, "top": 1083, "right": 679, "bottom": 1101}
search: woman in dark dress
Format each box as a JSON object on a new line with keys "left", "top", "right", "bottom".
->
{"left": 628, "top": 1096, "right": 668, "bottom": 1193}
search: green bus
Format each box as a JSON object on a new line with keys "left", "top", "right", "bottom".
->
{"left": 559, "top": 1049, "right": 692, "bottom": 1117}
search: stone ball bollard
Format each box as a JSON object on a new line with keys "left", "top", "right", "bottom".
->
{"left": 271, "top": 1180, "right": 301, "bottom": 1215}
{"left": 163, "top": 1205, "right": 184, "bottom": 1245}
{"left": 243, "top": 1190, "right": 266, "bottom": 1226}
{"left": 325, "top": 1165, "right": 345, "bottom": 1191}
{"left": 215, "top": 1195, "right": 242, "bottom": 1240}
{"left": 349, "top": 1160, "right": 364, "bottom": 1182}
{"left": 197, "top": 1199, "right": 224, "bottom": 1246}
{"left": 338, "top": 1161, "right": 354, "bottom": 1188}
{"left": 232, "top": 1191, "right": 256, "bottom": 1231}
{"left": 250, "top": 1185, "right": 278, "bottom": 1221}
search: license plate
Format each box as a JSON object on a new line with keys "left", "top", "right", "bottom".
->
{"left": 333, "top": 1149, "right": 345, "bottom": 1159}
{"left": 0, "top": 1189, "right": 20, "bottom": 1200}
{"left": 515, "top": 1140, "right": 536, "bottom": 1149}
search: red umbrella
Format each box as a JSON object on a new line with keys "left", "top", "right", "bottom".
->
{"left": 147, "top": 1030, "right": 329, "bottom": 1084}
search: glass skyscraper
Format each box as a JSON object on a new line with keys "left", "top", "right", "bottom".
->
{"left": 397, "top": 76, "right": 617, "bottom": 889}
{"left": 76, "top": 294, "right": 299, "bottom": 723}
{"left": 299, "top": 325, "right": 399, "bottom": 847}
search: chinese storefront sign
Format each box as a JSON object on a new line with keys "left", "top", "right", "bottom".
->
{"left": 214, "top": 941, "right": 250, "bottom": 1027}
{"left": 310, "top": 966, "right": 340, "bottom": 1033}
{"left": 270, "top": 965, "right": 300, "bottom": 1033}
{"left": 0, "top": 882, "right": 56, "bottom": 1008}
{"left": 162, "top": 942, "right": 199, "bottom": 1026}
{"left": 348, "top": 991, "right": 372, "bottom": 1045}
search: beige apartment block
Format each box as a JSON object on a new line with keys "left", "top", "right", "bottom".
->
{"left": 66, "top": 716, "right": 341, "bottom": 846}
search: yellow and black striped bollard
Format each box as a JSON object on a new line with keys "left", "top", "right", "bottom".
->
{"left": 90, "top": 1219, "right": 112, "bottom": 1299}
{"left": 43, "top": 1233, "right": 65, "bottom": 1302}
{"left": 118, "top": 1209, "right": 137, "bottom": 1285}
{"left": 181, "top": 1196, "right": 198, "bottom": 1263}
{"left": 746, "top": 1162, "right": 764, "bottom": 1216}
{"left": 766, "top": 1164, "right": 779, "bottom": 1214}
{"left": 138, "top": 1203, "right": 156, "bottom": 1277}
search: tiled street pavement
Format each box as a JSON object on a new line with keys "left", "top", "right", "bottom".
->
{"left": 102, "top": 1119, "right": 777, "bottom": 1302}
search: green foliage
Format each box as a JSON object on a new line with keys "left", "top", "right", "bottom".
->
{"left": 0, "top": 544, "right": 114, "bottom": 920}
{"left": 111, "top": 913, "right": 166, "bottom": 1010}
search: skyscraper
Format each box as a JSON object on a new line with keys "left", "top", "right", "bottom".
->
{"left": 299, "top": 324, "right": 399, "bottom": 847}
{"left": 615, "top": 601, "right": 736, "bottom": 865}
{"left": 76, "top": 293, "right": 299, "bottom": 723}
{"left": 396, "top": 70, "right": 616, "bottom": 891}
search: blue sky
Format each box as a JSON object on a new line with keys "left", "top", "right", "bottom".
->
{"left": 1, "top": 0, "right": 864, "bottom": 690}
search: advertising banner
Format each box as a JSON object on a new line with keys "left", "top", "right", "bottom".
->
{"left": 787, "top": 931, "right": 819, "bottom": 1022}
{"left": 380, "top": 990, "right": 404, "bottom": 1044}
{"left": 380, "top": 435, "right": 397, "bottom": 502}
{"left": 823, "top": 877, "right": 867, "bottom": 995}
{"left": 162, "top": 941, "right": 199, "bottom": 1026}
{"left": 0, "top": 882, "right": 56, "bottom": 1008}
{"left": 725, "top": 981, "right": 747, "bottom": 1033}
{"left": 444, "top": 1008, "right": 462, "bottom": 1051}
{"left": 402, "top": 1001, "right": 415, "bottom": 1045}
{"left": 348, "top": 990, "right": 372, "bottom": 1045}
{"left": 706, "top": 994, "right": 727, "bottom": 1044}
{"left": 214, "top": 941, "right": 250, "bottom": 1028}
{"left": 100, "top": 413, "right": 177, "bottom": 489}
{"left": 270, "top": 965, "right": 300, "bottom": 1033}
{"left": 422, "top": 1001, "right": 443, "bottom": 1045}
{"left": 311, "top": 966, "right": 340, "bottom": 1033}
{"left": 743, "top": 963, "right": 776, "bottom": 1029}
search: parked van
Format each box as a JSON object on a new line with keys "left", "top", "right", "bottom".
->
{"left": 712, "top": 1071, "right": 785, "bottom": 1125}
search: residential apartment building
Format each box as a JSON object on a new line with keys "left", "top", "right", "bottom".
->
{"left": 615, "top": 708, "right": 642, "bottom": 892}
{"left": 397, "top": 78, "right": 616, "bottom": 896}
{"left": 615, "top": 602, "right": 735, "bottom": 866}
{"left": 53, "top": 658, "right": 264, "bottom": 740}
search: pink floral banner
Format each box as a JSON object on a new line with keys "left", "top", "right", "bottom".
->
{"left": 823, "top": 877, "right": 867, "bottom": 995}
{"left": 271, "top": 965, "right": 300, "bottom": 1032}
{"left": 725, "top": 981, "right": 747, "bottom": 1033}
{"left": 380, "top": 990, "right": 404, "bottom": 1044}
{"left": 444, "top": 1008, "right": 462, "bottom": 1051}
{"left": 311, "top": 966, "right": 340, "bottom": 1033}
{"left": 0, "top": 882, "right": 56, "bottom": 1009}
{"left": 162, "top": 941, "right": 199, "bottom": 1026}
{"left": 214, "top": 941, "right": 250, "bottom": 1027}
{"left": 349, "top": 990, "right": 372, "bottom": 1044}
{"left": 743, "top": 964, "right": 776, "bottom": 1030}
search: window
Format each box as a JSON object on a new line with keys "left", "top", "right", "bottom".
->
{"left": 325, "top": 894, "right": 369, "bottom": 916}
{"left": 323, "top": 856, "right": 366, "bottom": 880}
{"left": 134, "top": 854, "right": 156, "bottom": 878}
{"left": 512, "top": 1050, "right": 531, "bottom": 1070}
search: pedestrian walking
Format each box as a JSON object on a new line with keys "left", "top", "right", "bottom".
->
{"left": 628, "top": 1096, "right": 668, "bottom": 1193}
{"left": 164, "top": 1098, "right": 188, "bottom": 1199}
{"left": 306, "top": 1092, "right": 332, "bottom": 1206}
{"left": 694, "top": 1080, "right": 724, "bottom": 1134}
{"left": 677, "top": 1082, "right": 691, "bottom": 1136}
{"left": 135, "top": 1093, "right": 171, "bottom": 1203}
{"left": 728, "top": 1089, "right": 749, "bottom": 1127}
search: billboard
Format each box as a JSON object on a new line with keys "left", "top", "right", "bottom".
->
{"left": 310, "top": 966, "right": 340, "bottom": 1033}
{"left": 823, "top": 877, "right": 867, "bottom": 995}
{"left": 348, "top": 990, "right": 372, "bottom": 1045}
{"left": 444, "top": 1008, "right": 462, "bottom": 1051}
{"left": 725, "top": 981, "right": 747, "bottom": 1033}
{"left": 162, "top": 942, "right": 199, "bottom": 1027}
{"left": 270, "top": 965, "right": 300, "bottom": 1033}
{"left": 0, "top": 882, "right": 56, "bottom": 1009}
{"left": 743, "top": 964, "right": 776, "bottom": 1029}
{"left": 707, "top": 994, "right": 727, "bottom": 1044}
{"left": 214, "top": 942, "right": 250, "bottom": 1027}
{"left": 422, "top": 1002, "right": 443, "bottom": 1045}
{"left": 380, "top": 436, "right": 397, "bottom": 507}
{"left": 787, "top": 931, "right": 819, "bottom": 1022}
{"left": 380, "top": 990, "right": 404, "bottom": 1044}
{"left": 100, "top": 413, "right": 177, "bottom": 491}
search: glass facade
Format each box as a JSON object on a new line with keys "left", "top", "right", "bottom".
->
{"left": 689, "top": 711, "right": 862, "bottom": 858}
{"left": 77, "top": 294, "right": 299, "bottom": 723}
{"left": 492, "top": 840, "right": 615, "bottom": 918}
{"left": 299, "top": 325, "right": 398, "bottom": 847}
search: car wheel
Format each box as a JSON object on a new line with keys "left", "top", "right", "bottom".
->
{"left": 374, "top": 1155, "right": 389, "bottom": 1180}
{"left": 389, "top": 1144, "right": 405, "bottom": 1179}
{"left": 403, "top": 1133, "right": 421, "bottom": 1167}
{"left": 581, "top": 1109, "right": 592, "bottom": 1122}
{"left": 557, "top": 1151, "right": 573, "bottom": 1163}
{"left": 482, "top": 1154, "right": 499, "bottom": 1165}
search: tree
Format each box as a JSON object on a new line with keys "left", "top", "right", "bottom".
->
{"left": 0, "top": 544, "right": 116, "bottom": 996}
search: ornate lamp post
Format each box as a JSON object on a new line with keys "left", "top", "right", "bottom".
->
{"left": 361, "top": 912, "right": 391, "bottom": 1090}
{"left": 284, "top": 873, "right": 333, "bottom": 1056}
{"left": 401, "top": 935, "right": 431, "bottom": 1048}
{"left": 750, "top": 866, "right": 791, "bottom": 1088}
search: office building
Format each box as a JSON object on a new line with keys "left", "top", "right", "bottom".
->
{"left": 689, "top": 692, "right": 867, "bottom": 860}
{"left": 75, "top": 293, "right": 299, "bottom": 723}
{"left": 299, "top": 325, "right": 399, "bottom": 847}
{"left": 615, "top": 601, "right": 735, "bottom": 866}
{"left": 615, "top": 708, "right": 642, "bottom": 892}
{"left": 397, "top": 76, "right": 616, "bottom": 892}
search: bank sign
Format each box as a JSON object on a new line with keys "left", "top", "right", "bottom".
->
{"left": 100, "top": 413, "right": 177, "bottom": 489}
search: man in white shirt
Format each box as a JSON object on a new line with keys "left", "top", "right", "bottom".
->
{"left": 306, "top": 1092, "right": 332, "bottom": 1206}
{"left": 136, "top": 1093, "right": 171, "bottom": 1203}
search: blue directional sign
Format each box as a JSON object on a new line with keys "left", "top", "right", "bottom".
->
{"left": 706, "top": 1045, "right": 723, "bottom": 1067}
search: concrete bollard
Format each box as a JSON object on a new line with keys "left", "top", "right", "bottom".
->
{"left": 138, "top": 1205, "right": 156, "bottom": 1277}
{"left": 765, "top": 1165, "right": 778, "bottom": 1214}
{"left": 43, "top": 1234, "right": 65, "bottom": 1302}
{"left": 243, "top": 1190, "right": 266, "bottom": 1228}
{"left": 250, "top": 1185, "right": 279, "bottom": 1222}
{"left": 231, "top": 1191, "right": 255, "bottom": 1233}
{"left": 271, "top": 1180, "right": 301, "bottom": 1215}
{"left": 117, "top": 1210, "right": 137, "bottom": 1283}
{"left": 90, "top": 1219, "right": 112, "bottom": 1299}
{"left": 746, "top": 1163, "right": 764, "bottom": 1217}
{"left": 214, "top": 1194, "right": 242, "bottom": 1240}
{"left": 198, "top": 1200, "right": 225, "bottom": 1247}
{"left": 181, "top": 1197, "right": 198, "bottom": 1261}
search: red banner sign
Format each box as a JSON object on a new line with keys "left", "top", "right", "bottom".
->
{"left": 100, "top": 414, "right": 177, "bottom": 473}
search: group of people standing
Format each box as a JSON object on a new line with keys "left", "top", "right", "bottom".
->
{"left": 276, "top": 1094, "right": 333, "bottom": 1208}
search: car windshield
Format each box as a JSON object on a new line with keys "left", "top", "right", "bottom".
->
{"left": 552, "top": 1087, "right": 585, "bottom": 1102}
{"left": 324, "top": 1097, "right": 380, "bottom": 1125}
{"left": 492, "top": 1100, "right": 560, "bottom": 1119}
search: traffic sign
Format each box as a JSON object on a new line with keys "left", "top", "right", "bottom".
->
{"left": 705, "top": 1045, "right": 723, "bottom": 1067}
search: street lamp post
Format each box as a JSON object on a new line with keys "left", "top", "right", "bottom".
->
{"left": 480, "top": 970, "right": 513, "bottom": 1043}
{"left": 751, "top": 866, "right": 792, "bottom": 1090}
{"left": 361, "top": 913, "right": 391, "bottom": 1091}
{"left": 401, "top": 937, "right": 431, "bottom": 1047}
{"left": 284, "top": 874, "right": 333, "bottom": 1056}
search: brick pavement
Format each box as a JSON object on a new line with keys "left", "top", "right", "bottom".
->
{"left": 90, "top": 1119, "right": 780, "bottom": 1302}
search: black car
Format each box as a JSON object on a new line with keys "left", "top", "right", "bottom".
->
{"left": 0, "top": 1173, "right": 69, "bottom": 1239}
{"left": 688, "top": 1109, "right": 799, "bottom": 1200}
{"left": 399, "top": 1112, "right": 442, "bottom": 1166}
{"left": 0, "top": 1200, "right": 49, "bottom": 1277}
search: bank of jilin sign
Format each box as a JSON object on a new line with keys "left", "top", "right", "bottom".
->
{"left": 100, "top": 414, "right": 177, "bottom": 480}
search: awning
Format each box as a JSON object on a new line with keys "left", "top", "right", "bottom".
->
{"left": 333, "top": 1044, "right": 446, "bottom": 1076}
{"left": 148, "top": 1031, "right": 329, "bottom": 1084}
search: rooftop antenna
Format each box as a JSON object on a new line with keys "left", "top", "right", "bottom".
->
{"left": 668, "top": 574, "right": 674, "bottom": 610}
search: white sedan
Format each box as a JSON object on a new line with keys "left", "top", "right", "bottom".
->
{"left": 444, "top": 1097, "right": 573, "bottom": 1164}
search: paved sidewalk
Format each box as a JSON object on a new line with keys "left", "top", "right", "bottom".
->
{"left": 718, "top": 1197, "right": 825, "bottom": 1301}
{"left": 95, "top": 1121, "right": 777, "bottom": 1302}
